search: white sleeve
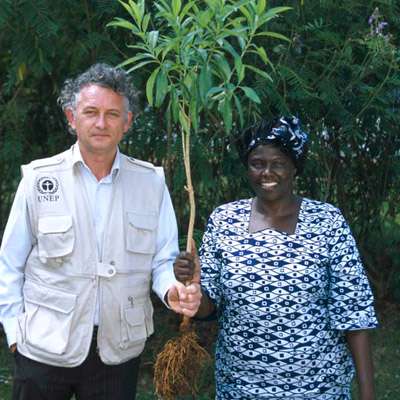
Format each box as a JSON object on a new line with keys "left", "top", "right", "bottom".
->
{"left": 0, "top": 178, "right": 34, "bottom": 346}
{"left": 151, "top": 185, "right": 179, "bottom": 305}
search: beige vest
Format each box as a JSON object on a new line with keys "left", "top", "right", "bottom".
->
{"left": 16, "top": 146, "right": 165, "bottom": 366}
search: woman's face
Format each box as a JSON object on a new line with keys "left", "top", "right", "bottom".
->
{"left": 247, "top": 144, "right": 296, "bottom": 202}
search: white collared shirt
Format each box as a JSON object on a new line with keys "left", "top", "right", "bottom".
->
{"left": 0, "top": 144, "right": 179, "bottom": 346}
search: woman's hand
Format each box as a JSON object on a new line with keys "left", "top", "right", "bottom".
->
{"left": 172, "top": 241, "right": 215, "bottom": 319}
{"left": 174, "top": 240, "right": 201, "bottom": 284}
{"left": 174, "top": 252, "right": 197, "bottom": 283}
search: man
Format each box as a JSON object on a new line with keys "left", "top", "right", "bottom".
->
{"left": 0, "top": 63, "right": 201, "bottom": 400}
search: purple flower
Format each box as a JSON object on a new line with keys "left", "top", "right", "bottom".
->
{"left": 378, "top": 21, "right": 388, "bottom": 30}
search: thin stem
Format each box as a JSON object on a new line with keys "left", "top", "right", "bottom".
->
{"left": 180, "top": 105, "right": 196, "bottom": 253}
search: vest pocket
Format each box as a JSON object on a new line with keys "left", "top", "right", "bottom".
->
{"left": 38, "top": 215, "right": 74, "bottom": 259}
{"left": 120, "top": 304, "right": 147, "bottom": 349}
{"left": 19, "top": 280, "right": 77, "bottom": 355}
{"left": 126, "top": 212, "right": 158, "bottom": 254}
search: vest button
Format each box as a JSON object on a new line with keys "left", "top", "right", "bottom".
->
{"left": 110, "top": 261, "right": 115, "bottom": 266}
{"left": 108, "top": 269, "right": 114, "bottom": 275}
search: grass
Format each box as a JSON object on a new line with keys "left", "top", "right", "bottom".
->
{"left": 1, "top": 300, "right": 399, "bottom": 400}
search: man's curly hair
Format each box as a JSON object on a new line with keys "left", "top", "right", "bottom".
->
{"left": 58, "top": 63, "right": 139, "bottom": 134}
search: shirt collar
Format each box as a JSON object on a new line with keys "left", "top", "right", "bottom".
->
{"left": 72, "top": 143, "right": 121, "bottom": 181}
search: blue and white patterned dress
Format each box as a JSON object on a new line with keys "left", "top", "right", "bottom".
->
{"left": 199, "top": 198, "right": 378, "bottom": 399}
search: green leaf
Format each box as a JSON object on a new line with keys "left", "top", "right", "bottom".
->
{"left": 117, "top": 53, "right": 154, "bottom": 68}
{"left": 127, "top": 43, "right": 151, "bottom": 52}
{"left": 255, "top": 46, "right": 274, "bottom": 70}
{"left": 117, "top": 0, "right": 137, "bottom": 22}
{"left": 198, "top": 10, "right": 212, "bottom": 28}
{"left": 234, "top": 56, "right": 245, "bottom": 84}
{"left": 257, "top": 0, "right": 266, "bottom": 15}
{"left": 181, "top": 1, "right": 196, "bottom": 19}
{"left": 246, "top": 64, "right": 273, "bottom": 82}
{"left": 148, "top": 30, "right": 159, "bottom": 49}
{"left": 141, "top": 14, "right": 150, "bottom": 32}
{"left": 237, "top": 36, "right": 246, "bottom": 51}
{"left": 179, "top": 108, "right": 190, "bottom": 135}
{"left": 146, "top": 67, "right": 160, "bottom": 106}
{"left": 239, "top": 5, "right": 252, "bottom": 23}
{"left": 259, "top": 6, "right": 292, "bottom": 24}
{"left": 106, "top": 18, "right": 135, "bottom": 31}
{"left": 255, "top": 31, "right": 291, "bottom": 42}
{"left": 189, "top": 96, "right": 199, "bottom": 132}
{"left": 169, "top": 87, "right": 180, "bottom": 123}
{"left": 155, "top": 68, "right": 169, "bottom": 107}
{"left": 233, "top": 93, "right": 244, "bottom": 128}
{"left": 183, "top": 72, "right": 195, "bottom": 96}
{"left": 241, "top": 86, "right": 261, "bottom": 103}
{"left": 197, "top": 48, "right": 208, "bottom": 62}
{"left": 206, "top": 86, "right": 224, "bottom": 99}
{"left": 222, "top": 98, "right": 232, "bottom": 133}
{"left": 222, "top": 39, "right": 239, "bottom": 59}
{"left": 172, "top": 0, "right": 182, "bottom": 16}
{"left": 213, "top": 54, "right": 232, "bottom": 80}
{"left": 126, "top": 60, "right": 156, "bottom": 73}
{"left": 118, "top": 0, "right": 143, "bottom": 25}
{"left": 199, "top": 64, "right": 213, "bottom": 104}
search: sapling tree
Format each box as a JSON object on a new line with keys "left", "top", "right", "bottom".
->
{"left": 108, "top": 0, "right": 291, "bottom": 397}
{"left": 109, "top": 0, "right": 290, "bottom": 253}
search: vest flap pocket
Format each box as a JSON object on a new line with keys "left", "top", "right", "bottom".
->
{"left": 38, "top": 216, "right": 74, "bottom": 259}
{"left": 22, "top": 281, "right": 77, "bottom": 355}
{"left": 38, "top": 216, "right": 72, "bottom": 234}
{"left": 127, "top": 212, "right": 158, "bottom": 230}
{"left": 126, "top": 212, "right": 157, "bottom": 254}
{"left": 24, "top": 281, "right": 76, "bottom": 314}
{"left": 121, "top": 305, "right": 147, "bottom": 343}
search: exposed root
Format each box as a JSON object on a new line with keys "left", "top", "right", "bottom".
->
{"left": 154, "top": 329, "right": 210, "bottom": 400}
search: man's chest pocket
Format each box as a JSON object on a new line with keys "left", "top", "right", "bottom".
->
{"left": 126, "top": 211, "right": 158, "bottom": 254}
{"left": 38, "top": 215, "right": 74, "bottom": 261}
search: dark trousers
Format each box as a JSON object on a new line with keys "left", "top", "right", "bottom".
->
{"left": 12, "top": 334, "right": 141, "bottom": 400}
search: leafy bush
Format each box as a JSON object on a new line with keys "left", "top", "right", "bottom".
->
{"left": 0, "top": 0, "right": 399, "bottom": 301}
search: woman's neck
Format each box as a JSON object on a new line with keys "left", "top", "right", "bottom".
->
{"left": 254, "top": 194, "right": 300, "bottom": 217}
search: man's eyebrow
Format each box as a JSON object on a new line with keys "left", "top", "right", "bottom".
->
{"left": 82, "top": 106, "right": 121, "bottom": 113}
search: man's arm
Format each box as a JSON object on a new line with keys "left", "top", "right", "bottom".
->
{"left": 150, "top": 185, "right": 180, "bottom": 304}
{"left": 0, "top": 179, "right": 33, "bottom": 349}
{"left": 345, "top": 329, "right": 375, "bottom": 400}
{"left": 151, "top": 184, "right": 203, "bottom": 316}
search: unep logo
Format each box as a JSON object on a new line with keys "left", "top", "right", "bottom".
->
{"left": 37, "top": 177, "right": 59, "bottom": 195}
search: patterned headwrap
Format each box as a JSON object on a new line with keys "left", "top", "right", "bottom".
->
{"left": 236, "top": 116, "right": 309, "bottom": 174}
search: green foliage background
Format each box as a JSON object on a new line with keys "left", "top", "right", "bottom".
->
{"left": 0, "top": 0, "right": 399, "bottom": 302}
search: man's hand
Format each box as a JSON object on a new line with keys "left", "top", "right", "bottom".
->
{"left": 167, "top": 281, "right": 202, "bottom": 317}
{"left": 9, "top": 343, "right": 17, "bottom": 353}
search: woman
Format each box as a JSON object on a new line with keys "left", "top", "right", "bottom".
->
{"left": 174, "top": 116, "right": 378, "bottom": 399}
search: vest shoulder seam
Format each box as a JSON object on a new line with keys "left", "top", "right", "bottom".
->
{"left": 125, "top": 156, "right": 156, "bottom": 170}
{"left": 24, "top": 155, "right": 66, "bottom": 170}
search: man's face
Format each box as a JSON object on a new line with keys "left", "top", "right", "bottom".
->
{"left": 65, "top": 84, "right": 133, "bottom": 157}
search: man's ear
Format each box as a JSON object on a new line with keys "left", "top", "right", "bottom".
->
{"left": 64, "top": 108, "right": 75, "bottom": 128}
{"left": 123, "top": 111, "right": 134, "bottom": 134}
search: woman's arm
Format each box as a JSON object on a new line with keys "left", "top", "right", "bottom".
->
{"left": 195, "top": 288, "right": 215, "bottom": 319}
{"left": 345, "top": 329, "right": 375, "bottom": 400}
